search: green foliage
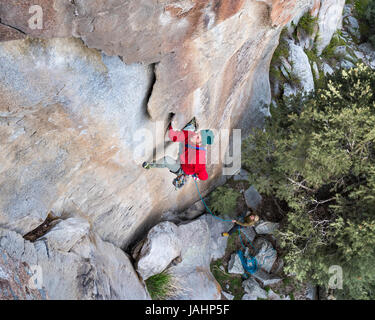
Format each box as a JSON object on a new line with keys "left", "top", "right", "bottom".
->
{"left": 210, "top": 233, "right": 245, "bottom": 300}
{"left": 211, "top": 258, "right": 245, "bottom": 300}
{"left": 364, "top": 1, "right": 375, "bottom": 47}
{"left": 304, "top": 48, "right": 319, "bottom": 64}
{"left": 243, "top": 64, "right": 375, "bottom": 299}
{"left": 270, "top": 66, "right": 284, "bottom": 82}
{"left": 270, "top": 28, "right": 290, "bottom": 83}
{"left": 209, "top": 186, "right": 241, "bottom": 216}
{"left": 352, "top": 0, "right": 375, "bottom": 47}
{"left": 145, "top": 271, "right": 176, "bottom": 300}
{"left": 321, "top": 31, "right": 347, "bottom": 60}
{"left": 297, "top": 12, "right": 318, "bottom": 37}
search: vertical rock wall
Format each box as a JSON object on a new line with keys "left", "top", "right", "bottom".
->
{"left": 0, "top": 1, "right": 314, "bottom": 249}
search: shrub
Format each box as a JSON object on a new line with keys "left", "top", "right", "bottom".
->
{"left": 209, "top": 186, "right": 241, "bottom": 216}
{"left": 145, "top": 271, "right": 178, "bottom": 300}
{"left": 297, "top": 12, "right": 318, "bottom": 37}
{"left": 271, "top": 39, "right": 289, "bottom": 67}
{"left": 352, "top": 0, "right": 375, "bottom": 46}
{"left": 321, "top": 31, "right": 347, "bottom": 60}
{"left": 243, "top": 64, "right": 375, "bottom": 299}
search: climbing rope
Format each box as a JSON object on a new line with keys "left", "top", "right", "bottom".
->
{"left": 193, "top": 179, "right": 232, "bottom": 223}
{"left": 238, "top": 227, "right": 258, "bottom": 274}
{"left": 193, "top": 179, "right": 259, "bottom": 274}
{"left": 237, "top": 250, "right": 258, "bottom": 274}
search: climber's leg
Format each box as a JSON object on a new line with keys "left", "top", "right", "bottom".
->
{"left": 228, "top": 225, "right": 241, "bottom": 235}
{"left": 222, "top": 225, "right": 240, "bottom": 237}
{"left": 144, "top": 156, "right": 181, "bottom": 173}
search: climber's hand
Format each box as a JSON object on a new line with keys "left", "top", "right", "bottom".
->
{"left": 232, "top": 220, "right": 237, "bottom": 223}
{"left": 168, "top": 113, "right": 178, "bottom": 130}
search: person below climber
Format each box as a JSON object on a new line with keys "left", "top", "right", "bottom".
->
{"left": 221, "top": 211, "right": 260, "bottom": 237}
{"left": 142, "top": 118, "right": 214, "bottom": 182}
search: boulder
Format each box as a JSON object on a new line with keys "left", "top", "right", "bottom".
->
{"left": 255, "top": 221, "right": 279, "bottom": 235}
{"left": 287, "top": 41, "right": 315, "bottom": 94}
{"left": 135, "top": 222, "right": 181, "bottom": 280}
{"left": 280, "top": 57, "right": 292, "bottom": 74}
{"left": 242, "top": 278, "right": 267, "bottom": 300}
{"left": 168, "top": 218, "right": 222, "bottom": 300}
{"left": 240, "top": 226, "right": 256, "bottom": 243}
{"left": 228, "top": 253, "right": 244, "bottom": 275}
{"left": 354, "top": 50, "right": 365, "bottom": 61}
{"left": 340, "top": 60, "right": 355, "bottom": 69}
{"left": 273, "top": 258, "right": 285, "bottom": 275}
{"left": 252, "top": 270, "right": 282, "bottom": 287}
{"left": 233, "top": 169, "right": 250, "bottom": 182}
{"left": 254, "top": 238, "right": 277, "bottom": 273}
{"left": 267, "top": 289, "right": 291, "bottom": 300}
{"left": 200, "top": 215, "right": 232, "bottom": 261}
{"left": 334, "top": 45, "right": 349, "bottom": 58}
{"left": 37, "top": 217, "right": 90, "bottom": 252}
{"left": 345, "top": 15, "right": 361, "bottom": 40}
{"left": 222, "top": 291, "right": 234, "bottom": 300}
{"left": 0, "top": 227, "right": 150, "bottom": 300}
{"left": 283, "top": 83, "right": 298, "bottom": 97}
{"left": 322, "top": 62, "right": 335, "bottom": 75}
{"left": 306, "top": 283, "right": 318, "bottom": 300}
{"left": 359, "top": 43, "right": 375, "bottom": 57}
{"left": 358, "top": 43, "right": 375, "bottom": 69}
{"left": 315, "top": 0, "right": 346, "bottom": 55}
{"left": 281, "top": 64, "right": 291, "bottom": 79}
{"left": 312, "top": 61, "right": 320, "bottom": 79}
{"left": 244, "top": 186, "right": 263, "bottom": 211}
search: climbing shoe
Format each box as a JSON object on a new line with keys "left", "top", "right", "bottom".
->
{"left": 142, "top": 162, "right": 151, "bottom": 169}
{"left": 221, "top": 232, "right": 229, "bottom": 237}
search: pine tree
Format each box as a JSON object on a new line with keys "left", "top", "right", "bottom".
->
{"left": 243, "top": 64, "right": 375, "bottom": 299}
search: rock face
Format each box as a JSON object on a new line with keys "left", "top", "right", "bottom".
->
{"left": 244, "top": 186, "right": 263, "bottom": 211}
{"left": 0, "top": 226, "right": 150, "bottom": 300}
{"left": 0, "top": 249, "right": 46, "bottom": 300}
{"left": 0, "top": 0, "right": 327, "bottom": 300}
{"left": 37, "top": 217, "right": 90, "bottom": 252}
{"left": 315, "top": 0, "right": 346, "bottom": 55}
{"left": 0, "top": 1, "right": 311, "bottom": 252}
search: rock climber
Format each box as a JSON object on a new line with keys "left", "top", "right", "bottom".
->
{"left": 222, "top": 211, "right": 260, "bottom": 237}
{"left": 142, "top": 118, "right": 214, "bottom": 184}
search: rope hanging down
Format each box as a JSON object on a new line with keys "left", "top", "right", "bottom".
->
{"left": 193, "top": 179, "right": 258, "bottom": 274}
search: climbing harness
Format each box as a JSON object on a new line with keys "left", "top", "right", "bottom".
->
{"left": 173, "top": 173, "right": 187, "bottom": 190}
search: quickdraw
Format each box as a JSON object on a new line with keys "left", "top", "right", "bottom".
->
{"left": 173, "top": 173, "right": 187, "bottom": 190}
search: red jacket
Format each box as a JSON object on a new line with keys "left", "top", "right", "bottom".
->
{"left": 168, "top": 125, "right": 208, "bottom": 180}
